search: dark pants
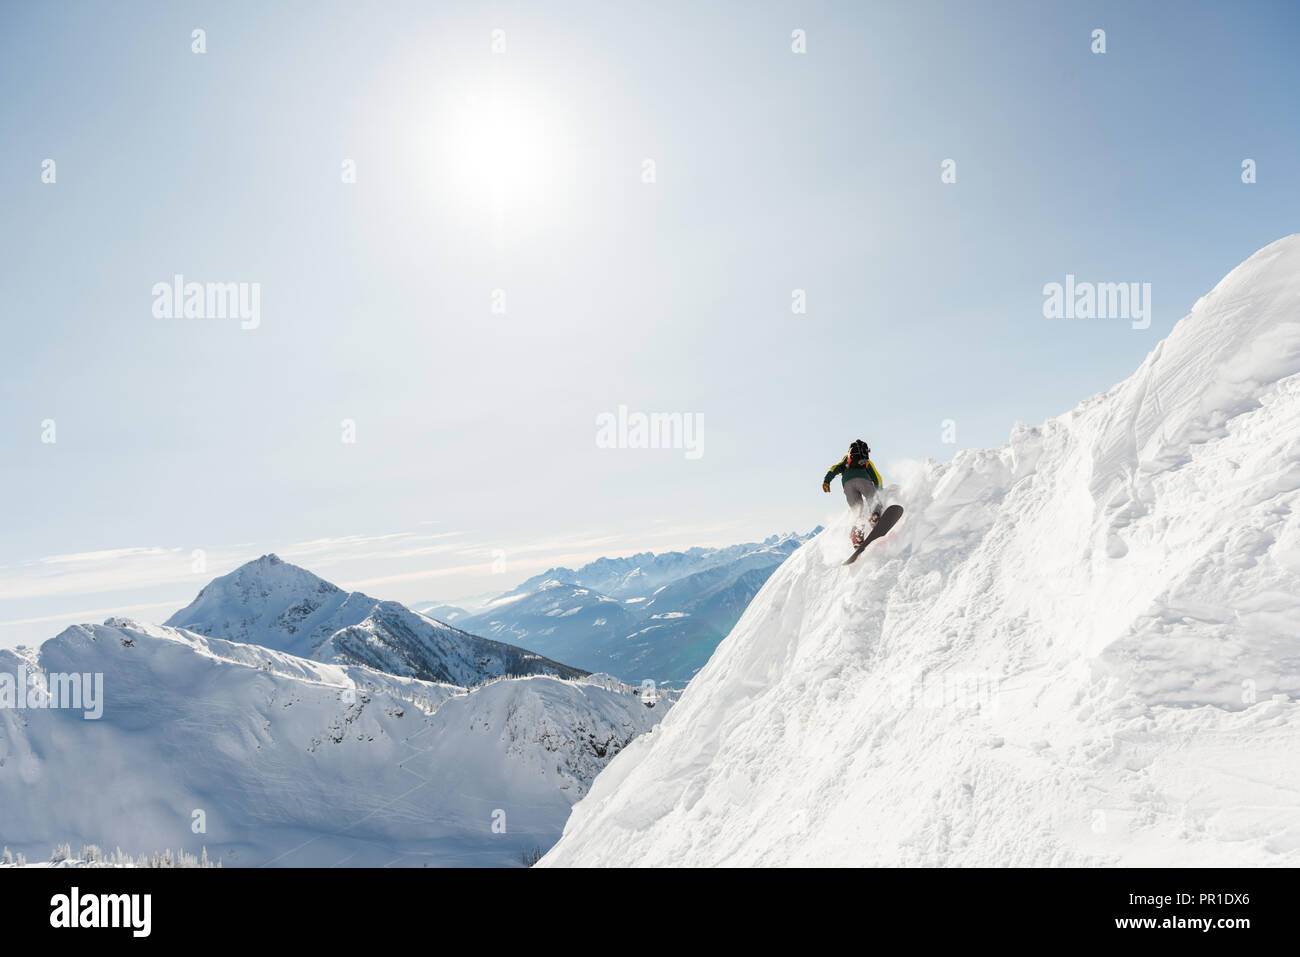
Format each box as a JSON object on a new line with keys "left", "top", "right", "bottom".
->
{"left": 843, "top": 477, "right": 881, "bottom": 530}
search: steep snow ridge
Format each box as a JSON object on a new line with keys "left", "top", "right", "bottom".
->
{"left": 103, "top": 614, "right": 463, "bottom": 710}
{"left": 167, "top": 555, "right": 584, "bottom": 686}
{"left": 541, "top": 236, "right": 1300, "bottom": 867}
{"left": 0, "top": 619, "right": 660, "bottom": 866}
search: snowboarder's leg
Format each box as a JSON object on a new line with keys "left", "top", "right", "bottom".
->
{"left": 842, "top": 478, "right": 871, "bottom": 545}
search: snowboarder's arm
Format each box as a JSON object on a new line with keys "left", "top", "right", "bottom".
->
{"left": 823, "top": 456, "right": 848, "bottom": 485}
{"left": 866, "top": 459, "right": 883, "bottom": 488}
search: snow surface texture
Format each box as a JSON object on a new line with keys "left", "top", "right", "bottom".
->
{"left": 541, "top": 236, "right": 1300, "bottom": 867}
{"left": 166, "top": 554, "right": 584, "bottom": 686}
{"left": 0, "top": 619, "right": 662, "bottom": 866}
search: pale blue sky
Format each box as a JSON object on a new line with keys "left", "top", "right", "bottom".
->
{"left": 2, "top": 0, "right": 1298, "bottom": 647}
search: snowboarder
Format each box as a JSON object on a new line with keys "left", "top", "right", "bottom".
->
{"left": 822, "top": 439, "right": 885, "bottom": 547}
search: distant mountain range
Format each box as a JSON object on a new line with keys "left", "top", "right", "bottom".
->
{"left": 437, "top": 531, "right": 818, "bottom": 685}
{"left": 167, "top": 554, "right": 584, "bottom": 687}
{"left": 1, "top": 532, "right": 816, "bottom": 866}
{"left": 0, "top": 556, "right": 664, "bottom": 866}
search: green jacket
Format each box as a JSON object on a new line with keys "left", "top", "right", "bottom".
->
{"left": 824, "top": 455, "right": 882, "bottom": 488}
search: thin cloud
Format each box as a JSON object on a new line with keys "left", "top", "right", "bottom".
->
{"left": 35, "top": 546, "right": 180, "bottom": 566}
{"left": 0, "top": 599, "right": 186, "bottom": 631}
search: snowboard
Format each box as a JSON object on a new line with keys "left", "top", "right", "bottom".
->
{"left": 843, "top": 504, "right": 904, "bottom": 565}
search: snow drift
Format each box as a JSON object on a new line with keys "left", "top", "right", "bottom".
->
{"left": 541, "top": 235, "right": 1300, "bottom": 867}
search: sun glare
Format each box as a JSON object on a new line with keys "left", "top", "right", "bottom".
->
{"left": 430, "top": 81, "right": 571, "bottom": 229}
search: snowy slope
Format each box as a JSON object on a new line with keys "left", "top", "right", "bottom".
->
{"left": 0, "top": 619, "right": 661, "bottom": 867}
{"left": 166, "top": 555, "right": 583, "bottom": 686}
{"left": 541, "top": 236, "right": 1300, "bottom": 867}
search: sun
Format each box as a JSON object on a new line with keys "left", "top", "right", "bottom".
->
{"left": 429, "top": 79, "right": 572, "bottom": 230}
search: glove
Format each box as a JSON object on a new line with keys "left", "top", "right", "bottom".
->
{"left": 822, "top": 482, "right": 830, "bottom": 493}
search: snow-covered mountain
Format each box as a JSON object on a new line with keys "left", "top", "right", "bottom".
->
{"left": 166, "top": 554, "right": 583, "bottom": 686}
{"left": 0, "top": 619, "right": 661, "bottom": 867}
{"left": 455, "top": 532, "right": 817, "bottom": 684}
{"left": 541, "top": 236, "right": 1300, "bottom": 867}
{"left": 504, "top": 534, "right": 817, "bottom": 600}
